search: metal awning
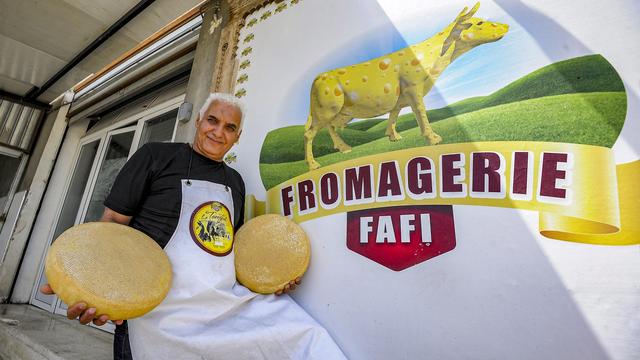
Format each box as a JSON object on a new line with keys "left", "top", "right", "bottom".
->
{"left": 0, "top": 99, "right": 42, "bottom": 152}
{"left": 0, "top": 0, "right": 202, "bottom": 104}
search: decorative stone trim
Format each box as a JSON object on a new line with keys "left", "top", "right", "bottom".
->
{"left": 211, "top": 0, "right": 303, "bottom": 94}
{"left": 229, "top": 0, "right": 303, "bottom": 98}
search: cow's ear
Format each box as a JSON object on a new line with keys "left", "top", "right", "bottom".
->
{"left": 442, "top": 3, "right": 480, "bottom": 56}
{"left": 452, "top": 6, "right": 468, "bottom": 24}
{"left": 453, "top": 2, "right": 480, "bottom": 25}
{"left": 452, "top": 2, "right": 480, "bottom": 25}
{"left": 441, "top": 22, "right": 471, "bottom": 56}
{"left": 467, "top": 2, "right": 480, "bottom": 18}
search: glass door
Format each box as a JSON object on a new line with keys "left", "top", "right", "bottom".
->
{"left": 31, "top": 138, "right": 101, "bottom": 309}
{"left": 0, "top": 146, "right": 27, "bottom": 264}
{"left": 79, "top": 127, "right": 136, "bottom": 224}
{"left": 0, "top": 148, "right": 24, "bottom": 219}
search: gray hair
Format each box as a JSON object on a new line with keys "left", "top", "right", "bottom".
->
{"left": 198, "top": 92, "right": 246, "bottom": 130}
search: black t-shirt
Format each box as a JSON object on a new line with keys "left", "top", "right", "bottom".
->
{"left": 104, "top": 142, "right": 245, "bottom": 248}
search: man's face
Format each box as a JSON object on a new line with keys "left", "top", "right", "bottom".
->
{"left": 193, "top": 100, "right": 242, "bottom": 161}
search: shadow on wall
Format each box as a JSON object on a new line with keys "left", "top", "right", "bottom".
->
{"left": 493, "top": 0, "right": 639, "bottom": 157}
{"left": 266, "top": 1, "right": 613, "bottom": 359}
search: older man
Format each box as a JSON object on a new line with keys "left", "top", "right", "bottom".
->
{"left": 43, "top": 93, "right": 345, "bottom": 360}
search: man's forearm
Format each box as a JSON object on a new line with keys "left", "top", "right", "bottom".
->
{"left": 101, "top": 207, "right": 132, "bottom": 225}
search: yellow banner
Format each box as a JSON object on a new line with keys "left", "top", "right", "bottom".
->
{"left": 253, "top": 142, "right": 638, "bottom": 245}
{"left": 539, "top": 160, "right": 639, "bottom": 245}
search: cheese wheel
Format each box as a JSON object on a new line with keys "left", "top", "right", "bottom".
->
{"left": 234, "top": 214, "right": 310, "bottom": 294}
{"left": 45, "top": 222, "right": 172, "bottom": 320}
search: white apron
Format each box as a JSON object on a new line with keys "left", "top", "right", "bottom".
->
{"left": 128, "top": 179, "right": 346, "bottom": 360}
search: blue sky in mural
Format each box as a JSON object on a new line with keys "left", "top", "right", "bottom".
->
{"left": 279, "top": 4, "right": 540, "bottom": 123}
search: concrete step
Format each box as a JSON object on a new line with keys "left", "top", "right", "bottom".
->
{"left": 0, "top": 304, "right": 112, "bottom": 360}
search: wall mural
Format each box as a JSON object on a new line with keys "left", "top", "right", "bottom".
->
{"left": 229, "top": 1, "right": 639, "bottom": 359}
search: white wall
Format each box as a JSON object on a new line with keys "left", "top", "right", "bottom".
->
{"left": 230, "top": 1, "right": 640, "bottom": 359}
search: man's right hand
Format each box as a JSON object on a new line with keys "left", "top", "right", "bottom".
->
{"left": 40, "top": 284, "right": 123, "bottom": 326}
{"left": 42, "top": 209, "right": 130, "bottom": 327}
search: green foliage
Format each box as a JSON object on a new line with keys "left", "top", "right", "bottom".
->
{"left": 260, "top": 92, "right": 626, "bottom": 189}
{"left": 260, "top": 126, "right": 382, "bottom": 164}
{"left": 361, "top": 54, "right": 624, "bottom": 130}
{"left": 483, "top": 54, "right": 624, "bottom": 106}
{"left": 260, "top": 55, "right": 624, "bottom": 165}
{"left": 258, "top": 55, "right": 627, "bottom": 189}
{"left": 347, "top": 118, "right": 387, "bottom": 131}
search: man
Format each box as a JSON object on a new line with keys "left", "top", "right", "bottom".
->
{"left": 42, "top": 93, "right": 345, "bottom": 359}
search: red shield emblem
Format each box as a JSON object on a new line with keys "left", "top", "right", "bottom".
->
{"left": 346, "top": 205, "right": 456, "bottom": 271}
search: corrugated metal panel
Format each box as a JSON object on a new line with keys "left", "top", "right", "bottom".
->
{"left": 20, "top": 109, "right": 42, "bottom": 150}
{"left": 0, "top": 99, "right": 43, "bottom": 152}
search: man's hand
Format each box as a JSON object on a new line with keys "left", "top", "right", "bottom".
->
{"left": 275, "top": 277, "right": 302, "bottom": 296}
{"left": 40, "top": 284, "right": 123, "bottom": 326}
{"left": 40, "top": 208, "right": 130, "bottom": 326}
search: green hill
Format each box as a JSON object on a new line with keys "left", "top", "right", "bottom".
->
{"left": 260, "top": 92, "right": 626, "bottom": 189}
{"left": 259, "top": 126, "right": 382, "bottom": 164}
{"left": 260, "top": 55, "right": 625, "bottom": 164}
{"left": 365, "top": 54, "right": 624, "bottom": 130}
{"left": 347, "top": 118, "right": 387, "bottom": 131}
{"left": 482, "top": 54, "right": 624, "bottom": 106}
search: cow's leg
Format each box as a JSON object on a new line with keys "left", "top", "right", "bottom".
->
{"left": 304, "top": 117, "right": 321, "bottom": 170}
{"left": 328, "top": 115, "right": 352, "bottom": 153}
{"left": 385, "top": 107, "right": 402, "bottom": 141}
{"left": 408, "top": 91, "right": 441, "bottom": 145}
{"left": 306, "top": 76, "right": 345, "bottom": 170}
{"left": 328, "top": 126, "right": 352, "bottom": 153}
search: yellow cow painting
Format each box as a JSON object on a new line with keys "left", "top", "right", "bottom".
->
{"left": 304, "top": 3, "right": 508, "bottom": 170}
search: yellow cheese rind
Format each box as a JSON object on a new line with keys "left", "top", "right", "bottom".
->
{"left": 44, "top": 222, "right": 172, "bottom": 320}
{"left": 234, "top": 214, "right": 311, "bottom": 294}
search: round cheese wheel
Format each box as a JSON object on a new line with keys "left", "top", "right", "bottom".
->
{"left": 45, "top": 222, "right": 172, "bottom": 320}
{"left": 234, "top": 214, "right": 310, "bottom": 294}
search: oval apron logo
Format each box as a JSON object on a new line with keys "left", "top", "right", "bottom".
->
{"left": 190, "top": 201, "right": 234, "bottom": 256}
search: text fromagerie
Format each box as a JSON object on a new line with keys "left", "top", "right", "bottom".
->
{"left": 280, "top": 151, "right": 573, "bottom": 216}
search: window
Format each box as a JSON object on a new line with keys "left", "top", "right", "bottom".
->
{"left": 139, "top": 109, "right": 178, "bottom": 147}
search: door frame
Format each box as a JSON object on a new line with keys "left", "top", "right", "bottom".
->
{"left": 29, "top": 129, "right": 97, "bottom": 312}
{"left": 0, "top": 146, "right": 28, "bottom": 222}
{"left": 0, "top": 146, "right": 28, "bottom": 265}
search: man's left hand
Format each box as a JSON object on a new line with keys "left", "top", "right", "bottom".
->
{"left": 275, "top": 277, "right": 302, "bottom": 296}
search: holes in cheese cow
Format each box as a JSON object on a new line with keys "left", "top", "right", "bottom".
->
{"left": 379, "top": 58, "right": 391, "bottom": 70}
{"left": 411, "top": 53, "right": 424, "bottom": 66}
